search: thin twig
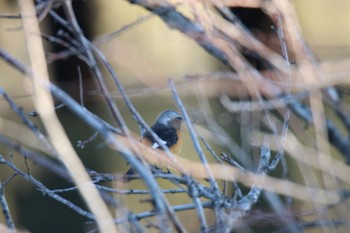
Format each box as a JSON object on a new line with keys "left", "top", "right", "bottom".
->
{"left": 169, "top": 79, "right": 220, "bottom": 194}
{"left": 0, "top": 155, "right": 95, "bottom": 219}
{"left": 0, "top": 179, "right": 15, "bottom": 230}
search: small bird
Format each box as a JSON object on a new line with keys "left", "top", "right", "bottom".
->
{"left": 123, "top": 109, "right": 183, "bottom": 181}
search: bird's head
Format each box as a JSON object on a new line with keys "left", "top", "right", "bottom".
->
{"left": 156, "top": 109, "right": 183, "bottom": 130}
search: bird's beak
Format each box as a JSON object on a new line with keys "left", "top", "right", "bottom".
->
{"left": 171, "top": 117, "right": 183, "bottom": 129}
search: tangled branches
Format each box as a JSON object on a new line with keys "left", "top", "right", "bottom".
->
{"left": 1, "top": 0, "right": 350, "bottom": 232}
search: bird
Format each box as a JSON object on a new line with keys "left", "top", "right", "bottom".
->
{"left": 123, "top": 109, "right": 183, "bottom": 182}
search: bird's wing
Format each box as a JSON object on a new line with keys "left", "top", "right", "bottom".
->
{"left": 152, "top": 138, "right": 167, "bottom": 149}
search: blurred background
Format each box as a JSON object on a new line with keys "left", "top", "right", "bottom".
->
{"left": 1, "top": 0, "right": 350, "bottom": 232}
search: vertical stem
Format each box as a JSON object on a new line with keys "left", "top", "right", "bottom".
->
{"left": 18, "top": 1, "right": 117, "bottom": 232}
